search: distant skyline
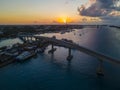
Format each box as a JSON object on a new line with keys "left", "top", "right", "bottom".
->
{"left": 0, "top": 0, "right": 120, "bottom": 25}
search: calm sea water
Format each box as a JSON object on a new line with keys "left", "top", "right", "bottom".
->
{"left": 0, "top": 26, "right": 120, "bottom": 90}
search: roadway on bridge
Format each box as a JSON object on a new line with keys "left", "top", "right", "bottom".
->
{"left": 19, "top": 35, "right": 120, "bottom": 65}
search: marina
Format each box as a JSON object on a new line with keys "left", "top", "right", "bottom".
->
{"left": 0, "top": 40, "right": 45, "bottom": 66}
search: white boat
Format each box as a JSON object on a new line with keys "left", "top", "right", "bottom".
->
{"left": 16, "top": 51, "right": 36, "bottom": 61}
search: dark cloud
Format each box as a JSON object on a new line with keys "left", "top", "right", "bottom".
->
{"left": 78, "top": 0, "right": 120, "bottom": 17}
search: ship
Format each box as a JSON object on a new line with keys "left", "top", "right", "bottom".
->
{"left": 16, "top": 51, "right": 36, "bottom": 61}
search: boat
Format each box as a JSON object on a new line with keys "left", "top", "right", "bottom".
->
{"left": 67, "top": 55, "right": 73, "bottom": 61}
{"left": 0, "top": 53, "right": 15, "bottom": 68}
{"left": 5, "top": 48, "right": 20, "bottom": 57}
{"left": 24, "top": 46, "right": 37, "bottom": 50}
{"left": 16, "top": 51, "right": 36, "bottom": 61}
{"left": 48, "top": 48, "right": 57, "bottom": 54}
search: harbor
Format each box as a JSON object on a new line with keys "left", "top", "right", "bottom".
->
{"left": 0, "top": 0, "right": 120, "bottom": 89}
{"left": 0, "top": 26, "right": 120, "bottom": 89}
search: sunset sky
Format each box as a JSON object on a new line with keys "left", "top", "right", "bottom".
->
{"left": 0, "top": 0, "right": 120, "bottom": 25}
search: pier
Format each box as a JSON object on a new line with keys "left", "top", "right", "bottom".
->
{"left": 67, "top": 48, "right": 73, "bottom": 61}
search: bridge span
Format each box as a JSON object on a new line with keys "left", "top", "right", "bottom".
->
{"left": 19, "top": 35, "right": 120, "bottom": 75}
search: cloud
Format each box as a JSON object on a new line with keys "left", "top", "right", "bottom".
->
{"left": 101, "top": 15, "right": 120, "bottom": 25}
{"left": 78, "top": 0, "right": 120, "bottom": 17}
{"left": 77, "top": 0, "right": 120, "bottom": 24}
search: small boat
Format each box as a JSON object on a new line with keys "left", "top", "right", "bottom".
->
{"left": 48, "top": 48, "right": 57, "bottom": 54}
{"left": 16, "top": 51, "right": 36, "bottom": 61}
{"left": 24, "top": 46, "right": 37, "bottom": 50}
{"left": 67, "top": 55, "right": 73, "bottom": 61}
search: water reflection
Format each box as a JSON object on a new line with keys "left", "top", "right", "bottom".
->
{"left": 0, "top": 26, "right": 120, "bottom": 89}
{"left": 38, "top": 27, "right": 120, "bottom": 59}
{"left": 66, "top": 60, "right": 72, "bottom": 73}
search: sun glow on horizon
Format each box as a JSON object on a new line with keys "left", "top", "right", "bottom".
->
{"left": 56, "top": 16, "right": 72, "bottom": 24}
{"left": 63, "top": 19, "right": 67, "bottom": 24}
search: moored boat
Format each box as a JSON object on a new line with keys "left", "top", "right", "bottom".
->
{"left": 0, "top": 53, "right": 15, "bottom": 68}
{"left": 48, "top": 48, "right": 57, "bottom": 54}
{"left": 16, "top": 51, "right": 36, "bottom": 61}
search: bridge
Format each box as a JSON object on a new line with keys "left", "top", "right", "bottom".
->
{"left": 19, "top": 35, "right": 120, "bottom": 76}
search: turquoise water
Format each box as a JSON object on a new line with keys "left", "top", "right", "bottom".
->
{"left": 0, "top": 26, "right": 120, "bottom": 90}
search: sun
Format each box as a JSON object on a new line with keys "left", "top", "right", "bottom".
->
{"left": 63, "top": 18, "right": 67, "bottom": 24}
{"left": 56, "top": 17, "right": 70, "bottom": 24}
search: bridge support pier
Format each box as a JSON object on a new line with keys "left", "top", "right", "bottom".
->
{"left": 67, "top": 48, "right": 73, "bottom": 61}
{"left": 48, "top": 44, "right": 57, "bottom": 54}
{"left": 97, "top": 59, "right": 104, "bottom": 76}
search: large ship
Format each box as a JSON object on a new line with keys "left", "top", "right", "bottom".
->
{"left": 16, "top": 51, "right": 36, "bottom": 61}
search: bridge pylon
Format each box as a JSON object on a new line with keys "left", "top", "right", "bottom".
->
{"left": 96, "top": 59, "right": 104, "bottom": 76}
{"left": 67, "top": 48, "right": 73, "bottom": 61}
{"left": 48, "top": 44, "right": 57, "bottom": 54}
